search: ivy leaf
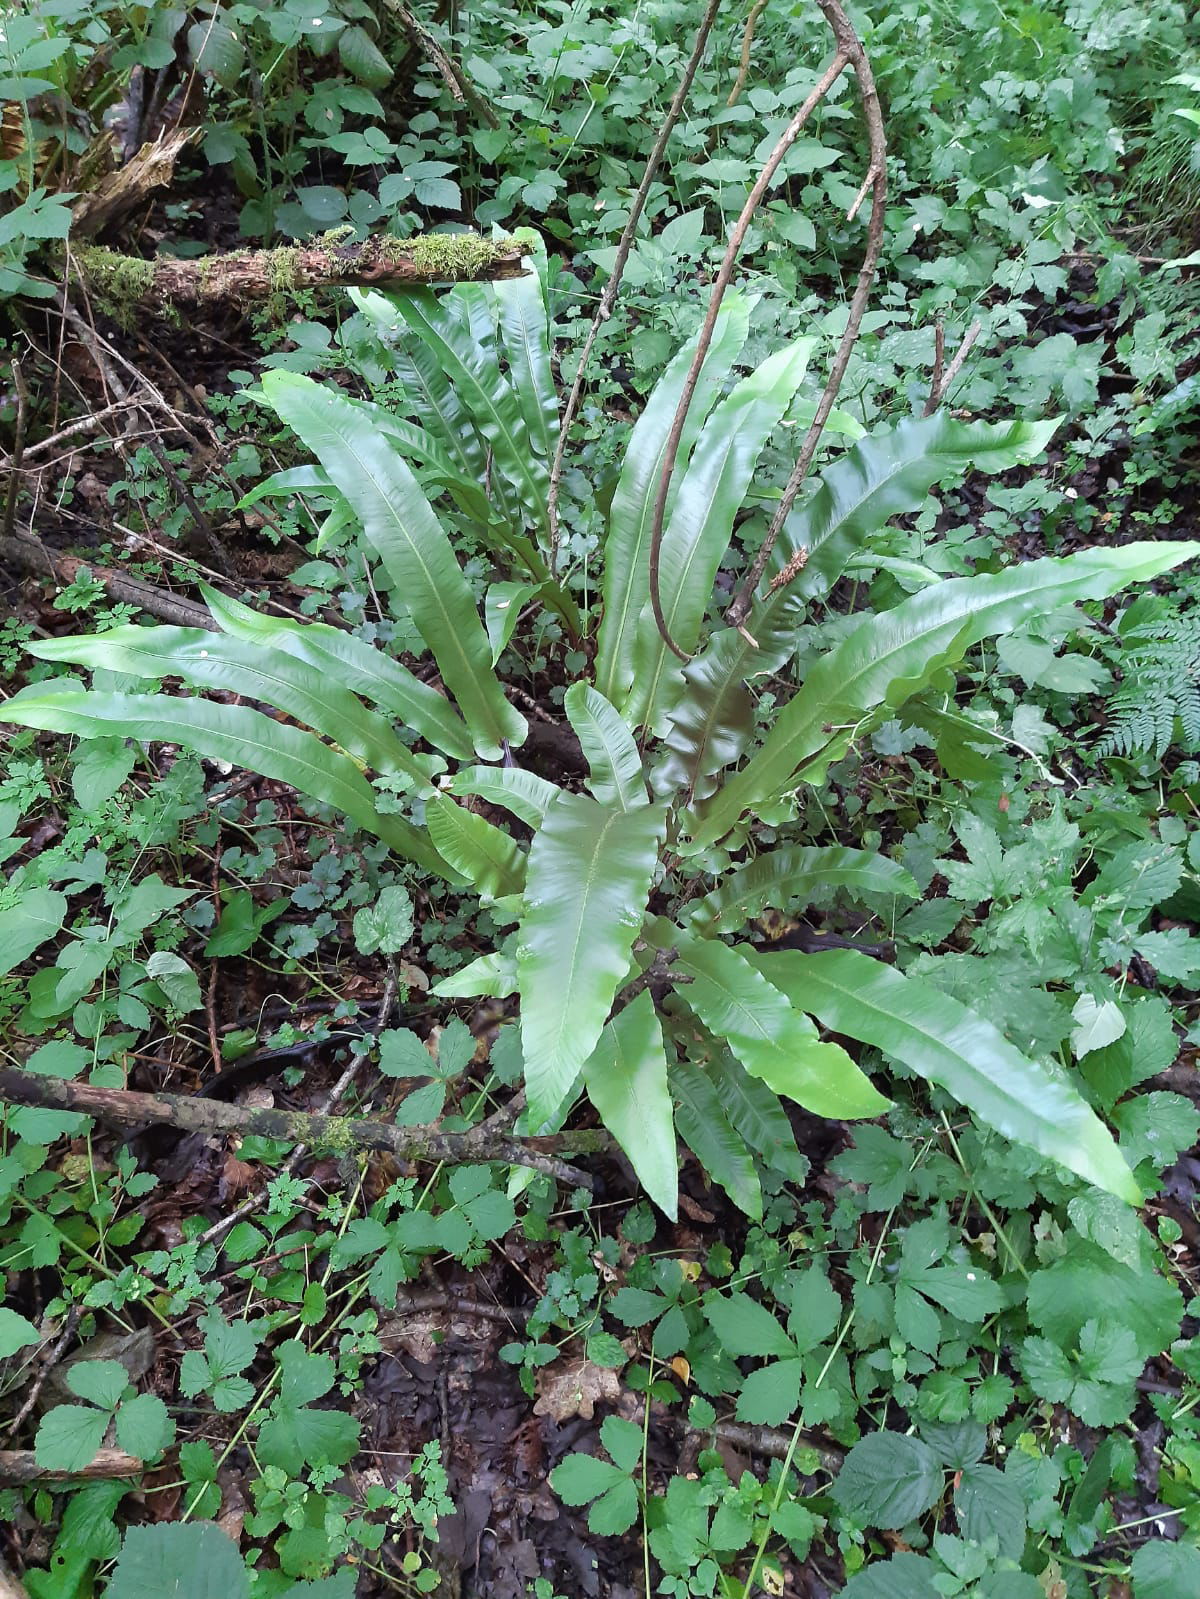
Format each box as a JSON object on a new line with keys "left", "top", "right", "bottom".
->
{"left": 833, "top": 1433, "right": 944, "bottom": 1529}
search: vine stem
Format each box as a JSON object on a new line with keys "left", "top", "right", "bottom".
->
{"left": 546, "top": 0, "right": 726, "bottom": 574}
{"left": 723, "top": 0, "right": 888, "bottom": 630}
{"left": 646, "top": 40, "right": 851, "bottom": 660}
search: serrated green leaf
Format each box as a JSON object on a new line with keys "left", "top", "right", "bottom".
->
{"left": 0, "top": 887, "right": 66, "bottom": 978}
{"left": 736, "top": 1358, "right": 805, "bottom": 1425}
{"left": 115, "top": 1393, "right": 174, "bottom": 1460}
{"left": 107, "top": 1523, "right": 250, "bottom": 1599}
{"left": 0, "top": 1307, "right": 39, "bottom": 1358}
{"left": 338, "top": 23, "right": 391, "bottom": 86}
{"left": 705, "top": 1293, "right": 797, "bottom": 1359}
{"left": 955, "top": 1463, "right": 1026, "bottom": 1561}
{"left": 756, "top": 948, "right": 1142, "bottom": 1205}
{"left": 834, "top": 1432, "right": 944, "bottom": 1529}
{"left": 35, "top": 1406, "right": 109, "bottom": 1473}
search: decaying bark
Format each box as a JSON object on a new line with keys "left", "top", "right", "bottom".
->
{"left": 69, "top": 232, "right": 529, "bottom": 317}
{"left": 0, "top": 1449, "right": 143, "bottom": 1486}
{"left": 0, "top": 534, "right": 214, "bottom": 628}
{"left": 0, "top": 1071, "right": 610, "bottom": 1188}
{"left": 70, "top": 129, "right": 197, "bottom": 240}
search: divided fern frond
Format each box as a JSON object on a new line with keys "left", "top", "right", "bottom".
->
{"left": 1097, "top": 613, "right": 1200, "bottom": 759}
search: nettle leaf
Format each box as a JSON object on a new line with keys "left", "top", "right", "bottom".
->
{"left": 736, "top": 1359, "right": 804, "bottom": 1425}
{"left": 954, "top": 1463, "right": 1027, "bottom": 1560}
{"left": 35, "top": 1406, "right": 109, "bottom": 1472}
{"left": 839, "top": 1553, "right": 941, "bottom": 1599}
{"left": 115, "top": 1393, "right": 174, "bottom": 1460}
{"left": 518, "top": 796, "right": 666, "bottom": 1127}
{"left": 0, "top": 1308, "right": 40, "bottom": 1358}
{"left": 834, "top": 1432, "right": 944, "bottom": 1529}
{"left": 1132, "top": 1540, "right": 1200, "bottom": 1599}
{"left": 705, "top": 1293, "right": 797, "bottom": 1360}
{"left": 107, "top": 1523, "right": 250, "bottom": 1599}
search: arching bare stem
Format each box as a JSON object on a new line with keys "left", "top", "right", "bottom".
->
{"left": 546, "top": 0, "right": 725, "bottom": 574}
{"left": 724, "top": 0, "right": 887, "bottom": 630}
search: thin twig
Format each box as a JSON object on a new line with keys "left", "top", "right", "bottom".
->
{"left": 926, "top": 319, "right": 946, "bottom": 417}
{"left": 378, "top": 0, "right": 500, "bottom": 128}
{"left": 647, "top": 39, "right": 853, "bottom": 658}
{"left": 4, "top": 1308, "right": 79, "bottom": 1438}
{"left": 723, "top": 0, "right": 887, "bottom": 629}
{"left": 2, "top": 359, "right": 29, "bottom": 544}
{"left": 727, "top": 0, "right": 768, "bottom": 107}
{"left": 922, "top": 318, "right": 982, "bottom": 416}
{"left": 546, "top": 0, "right": 725, "bottom": 571}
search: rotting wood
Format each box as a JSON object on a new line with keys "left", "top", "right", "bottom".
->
{"left": 68, "top": 232, "right": 529, "bottom": 319}
{"left": 0, "top": 1071, "right": 610, "bottom": 1188}
{"left": 0, "top": 1448, "right": 143, "bottom": 1486}
{"left": 70, "top": 129, "right": 197, "bottom": 240}
{"left": 0, "top": 534, "right": 214, "bottom": 628}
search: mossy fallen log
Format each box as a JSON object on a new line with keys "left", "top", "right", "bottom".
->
{"left": 69, "top": 231, "right": 528, "bottom": 321}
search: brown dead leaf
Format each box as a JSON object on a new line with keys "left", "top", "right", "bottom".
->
{"left": 678, "top": 1195, "right": 715, "bottom": 1223}
{"left": 532, "top": 1357, "right": 620, "bottom": 1422}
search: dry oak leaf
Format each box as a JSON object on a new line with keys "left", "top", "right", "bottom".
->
{"left": 532, "top": 1358, "right": 620, "bottom": 1422}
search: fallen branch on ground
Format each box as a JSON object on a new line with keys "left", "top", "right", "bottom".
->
{"left": 0, "top": 534, "right": 214, "bottom": 629}
{"left": 0, "top": 1449, "right": 143, "bottom": 1486}
{"left": 0, "top": 1071, "right": 610, "bottom": 1188}
{"left": 68, "top": 233, "right": 528, "bottom": 317}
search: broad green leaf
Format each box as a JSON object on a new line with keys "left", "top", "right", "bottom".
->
{"left": 451, "top": 763, "right": 560, "bottom": 827}
{"left": 518, "top": 795, "right": 667, "bottom": 1127}
{"left": 393, "top": 288, "right": 548, "bottom": 533}
{"left": 485, "top": 580, "right": 538, "bottom": 663}
{"left": 0, "top": 1307, "right": 39, "bottom": 1358}
{"left": 783, "top": 413, "right": 1060, "bottom": 611}
{"left": 736, "top": 1359, "right": 804, "bottom": 1425}
{"left": 107, "top": 1523, "right": 250, "bottom": 1599}
{"left": 662, "top": 415, "right": 1065, "bottom": 808}
{"left": 756, "top": 948, "right": 1142, "bottom": 1205}
{"left": 595, "top": 293, "right": 752, "bottom": 705}
{"left": 494, "top": 228, "right": 558, "bottom": 466}
{"left": 29, "top": 625, "right": 428, "bottom": 785}
{"left": 260, "top": 371, "right": 524, "bottom": 758}
{"left": 564, "top": 683, "right": 648, "bottom": 810}
{"left": 695, "top": 542, "right": 1198, "bottom": 845}
{"left": 670, "top": 936, "right": 890, "bottom": 1120}
{"left": 624, "top": 338, "right": 814, "bottom": 733}
{"left": 426, "top": 792, "right": 526, "bottom": 898}
{"left": 834, "top": 1432, "right": 943, "bottom": 1529}
{"left": 1, "top": 688, "right": 456, "bottom": 883}
{"left": 115, "top": 1393, "right": 174, "bottom": 1461}
{"left": 710, "top": 1051, "right": 808, "bottom": 1183}
{"left": 583, "top": 990, "right": 677, "bottom": 1218}
{"left": 0, "top": 887, "right": 66, "bottom": 977}
{"left": 705, "top": 1293, "right": 797, "bottom": 1359}
{"left": 1132, "top": 1540, "right": 1200, "bottom": 1599}
{"left": 257, "top": 1405, "right": 360, "bottom": 1470}
{"left": 352, "top": 885, "right": 414, "bottom": 955}
{"left": 35, "top": 1406, "right": 109, "bottom": 1473}
{"left": 685, "top": 845, "right": 918, "bottom": 936}
{"left": 200, "top": 583, "right": 474, "bottom": 759}
{"left": 71, "top": 736, "right": 137, "bottom": 810}
{"left": 670, "top": 1060, "right": 761, "bottom": 1219}
{"left": 432, "top": 950, "right": 518, "bottom": 998}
